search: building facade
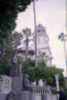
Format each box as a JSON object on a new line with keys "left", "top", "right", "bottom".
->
{"left": 17, "top": 24, "right": 52, "bottom": 66}
{"left": 33, "top": 24, "right": 52, "bottom": 66}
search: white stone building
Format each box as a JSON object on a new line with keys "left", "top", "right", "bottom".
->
{"left": 35, "top": 24, "right": 52, "bottom": 66}
{"left": 17, "top": 24, "right": 52, "bottom": 66}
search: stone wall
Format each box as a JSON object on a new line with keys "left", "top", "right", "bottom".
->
{"left": 0, "top": 94, "right": 6, "bottom": 100}
{"left": 0, "top": 91, "right": 57, "bottom": 100}
{"left": 0, "top": 75, "right": 12, "bottom": 94}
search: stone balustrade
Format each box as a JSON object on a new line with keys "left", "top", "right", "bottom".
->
{"left": 31, "top": 85, "right": 50, "bottom": 95}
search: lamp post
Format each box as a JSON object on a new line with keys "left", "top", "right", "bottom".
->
{"left": 55, "top": 74, "right": 60, "bottom": 100}
{"left": 55, "top": 74, "right": 60, "bottom": 92}
{"left": 58, "top": 32, "right": 67, "bottom": 77}
{"left": 33, "top": 0, "right": 38, "bottom": 67}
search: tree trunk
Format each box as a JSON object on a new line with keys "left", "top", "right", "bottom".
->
{"left": 25, "top": 38, "right": 29, "bottom": 60}
{"left": 36, "top": 80, "right": 38, "bottom": 86}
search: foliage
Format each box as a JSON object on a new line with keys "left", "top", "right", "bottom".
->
{"left": 8, "top": 32, "right": 23, "bottom": 49}
{"left": 23, "top": 59, "right": 48, "bottom": 81}
{"left": 23, "top": 60, "right": 64, "bottom": 87}
{"left": 22, "top": 28, "right": 32, "bottom": 60}
{"left": 0, "top": 0, "right": 32, "bottom": 75}
{"left": 0, "top": 47, "right": 13, "bottom": 75}
{"left": 0, "top": 32, "right": 22, "bottom": 75}
{"left": 46, "top": 67, "right": 64, "bottom": 87}
{"left": 64, "top": 88, "right": 67, "bottom": 96}
{"left": 0, "top": 0, "right": 32, "bottom": 44}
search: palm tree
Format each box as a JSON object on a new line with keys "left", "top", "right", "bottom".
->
{"left": 23, "top": 28, "right": 31, "bottom": 60}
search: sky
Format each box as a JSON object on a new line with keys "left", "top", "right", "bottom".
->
{"left": 15, "top": 0, "right": 66, "bottom": 76}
